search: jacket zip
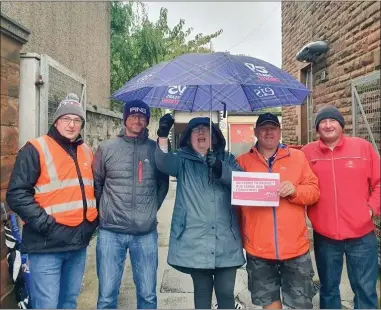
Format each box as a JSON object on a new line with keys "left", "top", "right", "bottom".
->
{"left": 138, "top": 161, "right": 143, "bottom": 184}
{"left": 68, "top": 145, "right": 88, "bottom": 222}
{"left": 132, "top": 139, "right": 137, "bottom": 226}
{"left": 268, "top": 166, "right": 280, "bottom": 259}
{"left": 254, "top": 150, "right": 289, "bottom": 260}
{"left": 331, "top": 149, "right": 340, "bottom": 238}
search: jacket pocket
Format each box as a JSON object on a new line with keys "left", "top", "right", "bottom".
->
{"left": 229, "top": 209, "right": 238, "bottom": 240}
{"left": 83, "top": 218, "right": 99, "bottom": 243}
{"left": 171, "top": 208, "right": 186, "bottom": 239}
{"left": 230, "top": 226, "right": 237, "bottom": 240}
{"left": 45, "top": 222, "right": 79, "bottom": 247}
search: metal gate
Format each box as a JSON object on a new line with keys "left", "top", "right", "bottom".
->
{"left": 39, "top": 54, "right": 87, "bottom": 136}
{"left": 351, "top": 71, "right": 380, "bottom": 154}
{"left": 351, "top": 70, "right": 380, "bottom": 261}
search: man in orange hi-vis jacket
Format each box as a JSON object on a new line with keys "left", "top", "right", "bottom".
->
{"left": 236, "top": 113, "right": 320, "bottom": 309}
{"left": 6, "top": 93, "right": 98, "bottom": 309}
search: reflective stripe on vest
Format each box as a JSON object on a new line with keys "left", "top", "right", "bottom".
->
{"left": 44, "top": 199, "right": 96, "bottom": 215}
{"left": 34, "top": 178, "right": 94, "bottom": 194}
{"left": 36, "top": 136, "right": 59, "bottom": 183}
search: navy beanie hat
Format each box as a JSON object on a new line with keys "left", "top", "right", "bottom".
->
{"left": 315, "top": 105, "right": 344, "bottom": 130}
{"left": 123, "top": 100, "right": 150, "bottom": 124}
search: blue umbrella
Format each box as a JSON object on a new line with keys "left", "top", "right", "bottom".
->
{"left": 112, "top": 52, "right": 310, "bottom": 182}
{"left": 112, "top": 52, "right": 310, "bottom": 113}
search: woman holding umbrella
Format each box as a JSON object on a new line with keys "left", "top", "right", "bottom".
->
{"left": 155, "top": 113, "right": 245, "bottom": 309}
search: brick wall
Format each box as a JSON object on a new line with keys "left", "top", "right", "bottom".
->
{"left": 0, "top": 13, "right": 30, "bottom": 308}
{"left": 281, "top": 1, "right": 380, "bottom": 143}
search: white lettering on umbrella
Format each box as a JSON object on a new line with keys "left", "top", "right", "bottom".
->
{"left": 162, "top": 85, "right": 187, "bottom": 105}
{"left": 244, "top": 63, "right": 269, "bottom": 74}
{"left": 137, "top": 73, "right": 153, "bottom": 84}
{"left": 168, "top": 85, "right": 187, "bottom": 95}
{"left": 254, "top": 87, "right": 275, "bottom": 98}
{"left": 244, "top": 63, "right": 280, "bottom": 82}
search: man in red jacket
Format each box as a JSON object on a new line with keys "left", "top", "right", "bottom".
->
{"left": 302, "top": 105, "right": 380, "bottom": 309}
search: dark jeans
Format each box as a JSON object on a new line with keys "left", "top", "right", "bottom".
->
{"left": 190, "top": 267, "right": 237, "bottom": 309}
{"left": 314, "top": 231, "right": 379, "bottom": 309}
{"left": 96, "top": 228, "right": 158, "bottom": 309}
{"left": 28, "top": 248, "right": 87, "bottom": 309}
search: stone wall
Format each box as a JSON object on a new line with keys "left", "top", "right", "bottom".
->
{"left": 0, "top": 12, "right": 30, "bottom": 309}
{"left": 281, "top": 1, "right": 380, "bottom": 144}
{"left": 85, "top": 105, "right": 159, "bottom": 152}
{"left": 85, "top": 106, "right": 123, "bottom": 152}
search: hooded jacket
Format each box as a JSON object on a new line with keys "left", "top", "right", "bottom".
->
{"left": 155, "top": 118, "right": 245, "bottom": 270}
{"left": 93, "top": 127, "right": 169, "bottom": 235}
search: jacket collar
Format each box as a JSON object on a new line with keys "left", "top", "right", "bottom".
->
{"left": 118, "top": 126, "right": 149, "bottom": 143}
{"left": 47, "top": 126, "right": 83, "bottom": 147}
{"left": 179, "top": 145, "right": 209, "bottom": 162}
{"left": 318, "top": 134, "right": 345, "bottom": 151}
{"left": 250, "top": 142, "right": 290, "bottom": 159}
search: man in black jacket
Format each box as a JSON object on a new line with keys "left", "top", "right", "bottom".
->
{"left": 6, "top": 93, "right": 98, "bottom": 309}
{"left": 93, "top": 99, "right": 169, "bottom": 309}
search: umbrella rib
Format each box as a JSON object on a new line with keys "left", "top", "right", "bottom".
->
{"left": 189, "top": 85, "right": 199, "bottom": 112}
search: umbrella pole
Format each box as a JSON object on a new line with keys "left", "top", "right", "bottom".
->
{"left": 208, "top": 88, "right": 213, "bottom": 184}
{"left": 209, "top": 109, "right": 212, "bottom": 151}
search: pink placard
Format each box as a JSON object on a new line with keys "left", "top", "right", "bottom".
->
{"left": 231, "top": 172, "right": 280, "bottom": 207}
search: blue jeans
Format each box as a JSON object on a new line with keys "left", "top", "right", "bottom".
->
{"left": 313, "top": 231, "right": 378, "bottom": 309}
{"left": 96, "top": 228, "right": 158, "bottom": 309}
{"left": 28, "top": 248, "right": 87, "bottom": 309}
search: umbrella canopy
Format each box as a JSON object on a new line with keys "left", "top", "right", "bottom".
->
{"left": 112, "top": 52, "right": 310, "bottom": 112}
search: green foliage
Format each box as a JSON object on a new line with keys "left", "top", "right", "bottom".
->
{"left": 110, "top": 1, "right": 223, "bottom": 119}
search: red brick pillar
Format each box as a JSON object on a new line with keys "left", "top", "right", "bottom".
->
{"left": 0, "top": 12, "right": 30, "bottom": 308}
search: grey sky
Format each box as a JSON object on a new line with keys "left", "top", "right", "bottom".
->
{"left": 144, "top": 2, "right": 282, "bottom": 68}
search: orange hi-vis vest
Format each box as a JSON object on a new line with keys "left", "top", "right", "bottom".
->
{"left": 29, "top": 135, "right": 98, "bottom": 227}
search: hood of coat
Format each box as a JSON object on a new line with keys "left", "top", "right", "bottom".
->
{"left": 179, "top": 117, "right": 226, "bottom": 152}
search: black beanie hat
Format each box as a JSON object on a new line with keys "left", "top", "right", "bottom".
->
{"left": 123, "top": 100, "right": 150, "bottom": 124}
{"left": 315, "top": 105, "right": 344, "bottom": 130}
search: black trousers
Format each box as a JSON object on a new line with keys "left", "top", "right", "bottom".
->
{"left": 190, "top": 267, "right": 237, "bottom": 309}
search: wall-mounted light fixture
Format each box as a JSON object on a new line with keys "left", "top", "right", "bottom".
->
{"left": 296, "top": 40, "right": 329, "bottom": 63}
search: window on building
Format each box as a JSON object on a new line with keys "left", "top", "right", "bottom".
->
{"left": 300, "top": 65, "right": 313, "bottom": 144}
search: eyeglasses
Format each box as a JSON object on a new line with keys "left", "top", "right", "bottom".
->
{"left": 60, "top": 116, "right": 83, "bottom": 125}
{"left": 128, "top": 115, "right": 146, "bottom": 121}
{"left": 192, "top": 126, "right": 209, "bottom": 133}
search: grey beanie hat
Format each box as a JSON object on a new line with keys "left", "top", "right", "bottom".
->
{"left": 52, "top": 93, "right": 86, "bottom": 125}
{"left": 315, "top": 105, "right": 344, "bottom": 130}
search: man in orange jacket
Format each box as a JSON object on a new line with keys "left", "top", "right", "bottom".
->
{"left": 6, "top": 93, "right": 98, "bottom": 309}
{"left": 237, "top": 113, "right": 320, "bottom": 309}
{"left": 302, "top": 105, "right": 380, "bottom": 309}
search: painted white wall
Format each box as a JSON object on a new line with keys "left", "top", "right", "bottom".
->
{"left": 19, "top": 53, "right": 41, "bottom": 148}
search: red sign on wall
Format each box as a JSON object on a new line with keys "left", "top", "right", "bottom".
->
{"left": 230, "top": 124, "right": 255, "bottom": 144}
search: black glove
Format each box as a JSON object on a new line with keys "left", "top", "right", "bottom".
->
{"left": 157, "top": 113, "right": 174, "bottom": 138}
{"left": 206, "top": 149, "right": 222, "bottom": 178}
